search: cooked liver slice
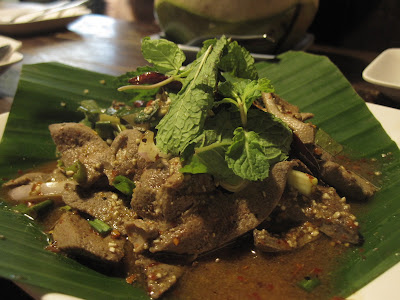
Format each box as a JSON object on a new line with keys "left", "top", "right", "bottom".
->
{"left": 52, "top": 212, "right": 125, "bottom": 263}
{"left": 49, "top": 123, "right": 113, "bottom": 187}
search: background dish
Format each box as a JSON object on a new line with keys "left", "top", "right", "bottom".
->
{"left": 0, "top": 1, "right": 91, "bottom": 36}
{"left": 150, "top": 32, "right": 314, "bottom": 64}
{"left": 0, "top": 35, "right": 22, "bottom": 74}
{"left": 362, "top": 48, "right": 400, "bottom": 102}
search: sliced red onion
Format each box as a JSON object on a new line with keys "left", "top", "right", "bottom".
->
{"left": 8, "top": 181, "right": 68, "bottom": 202}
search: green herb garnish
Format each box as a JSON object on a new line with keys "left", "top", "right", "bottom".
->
{"left": 12, "top": 200, "right": 54, "bottom": 218}
{"left": 88, "top": 219, "right": 112, "bottom": 235}
{"left": 112, "top": 175, "right": 136, "bottom": 197}
{"left": 156, "top": 37, "right": 228, "bottom": 155}
{"left": 66, "top": 160, "right": 87, "bottom": 185}
{"left": 114, "top": 36, "right": 293, "bottom": 183}
{"left": 297, "top": 276, "right": 321, "bottom": 292}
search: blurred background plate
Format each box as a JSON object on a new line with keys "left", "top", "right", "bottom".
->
{"left": 0, "top": 1, "right": 91, "bottom": 36}
{"left": 154, "top": 0, "right": 319, "bottom": 54}
{"left": 363, "top": 48, "right": 400, "bottom": 102}
{"left": 0, "top": 51, "right": 23, "bottom": 74}
{"left": 0, "top": 35, "right": 22, "bottom": 74}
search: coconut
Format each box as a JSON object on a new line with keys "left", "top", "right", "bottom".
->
{"left": 154, "top": 0, "right": 319, "bottom": 53}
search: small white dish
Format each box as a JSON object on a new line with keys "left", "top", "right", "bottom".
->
{"left": 362, "top": 48, "right": 400, "bottom": 101}
{"left": 0, "top": 51, "right": 23, "bottom": 74}
{"left": 0, "top": 2, "right": 90, "bottom": 36}
{"left": 0, "top": 35, "right": 22, "bottom": 57}
{"left": 0, "top": 35, "right": 23, "bottom": 74}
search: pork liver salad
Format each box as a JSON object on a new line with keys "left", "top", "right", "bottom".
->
{"left": 2, "top": 37, "right": 377, "bottom": 299}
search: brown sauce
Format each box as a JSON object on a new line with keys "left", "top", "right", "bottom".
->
{"left": 165, "top": 236, "right": 346, "bottom": 300}
{"left": 2, "top": 159, "right": 372, "bottom": 300}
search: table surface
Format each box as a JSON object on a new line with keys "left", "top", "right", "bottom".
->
{"left": 1, "top": 13, "right": 400, "bottom": 113}
{"left": 0, "top": 12, "right": 399, "bottom": 299}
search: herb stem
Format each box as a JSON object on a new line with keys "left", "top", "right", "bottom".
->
{"left": 238, "top": 102, "right": 247, "bottom": 127}
{"left": 118, "top": 76, "right": 176, "bottom": 91}
{"left": 214, "top": 98, "right": 238, "bottom": 107}
{"left": 181, "top": 44, "right": 213, "bottom": 99}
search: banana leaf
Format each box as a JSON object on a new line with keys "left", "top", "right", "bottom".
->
{"left": 0, "top": 51, "right": 399, "bottom": 299}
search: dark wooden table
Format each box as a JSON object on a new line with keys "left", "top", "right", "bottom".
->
{"left": 0, "top": 14, "right": 159, "bottom": 113}
{"left": 1, "top": 13, "right": 400, "bottom": 115}
{"left": 0, "top": 12, "right": 398, "bottom": 299}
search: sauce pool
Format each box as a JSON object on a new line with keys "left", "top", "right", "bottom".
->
{"left": 165, "top": 235, "right": 347, "bottom": 299}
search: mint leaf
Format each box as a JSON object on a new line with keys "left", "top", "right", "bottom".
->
{"left": 247, "top": 109, "right": 293, "bottom": 164}
{"left": 181, "top": 111, "right": 240, "bottom": 182}
{"left": 219, "top": 74, "right": 274, "bottom": 111}
{"left": 141, "top": 37, "right": 186, "bottom": 75}
{"left": 242, "top": 78, "right": 274, "bottom": 111}
{"left": 156, "top": 37, "right": 229, "bottom": 155}
{"left": 180, "top": 140, "right": 233, "bottom": 178}
{"left": 225, "top": 128, "right": 272, "bottom": 181}
{"left": 225, "top": 110, "right": 292, "bottom": 181}
{"left": 218, "top": 74, "right": 274, "bottom": 126}
{"left": 195, "top": 38, "right": 218, "bottom": 59}
{"left": 219, "top": 40, "right": 258, "bottom": 80}
{"left": 195, "top": 110, "right": 238, "bottom": 145}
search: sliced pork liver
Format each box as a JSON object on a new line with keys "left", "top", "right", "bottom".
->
{"left": 261, "top": 92, "right": 316, "bottom": 145}
{"left": 52, "top": 212, "right": 125, "bottom": 263}
{"left": 127, "top": 160, "right": 298, "bottom": 255}
{"left": 135, "top": 255, "right": 186, "bottom": 299}
{"left": 62, "top": 182, "right": 136, "bottom": 235}
{"left": 319, "top": 160, "right": 377, "bottom": 201}
{"left": 49, "top": 123, "right": 113, "bottom": 187}
{"left": 107, "top": 128, "right": 147, "bottom": 183}
{"left": 131, "top": 157, "right": 215, "bottom": 221}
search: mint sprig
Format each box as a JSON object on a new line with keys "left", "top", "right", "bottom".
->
{"left": 219, "top": 40, "right": 259, "bottom": 80}
{"left": 225, "top": 127, "right": 272, "bottom": 181}
{"left": 141, "top": 37, "right": 186, "bottom": 75}
{"left": 155, "top": 37, "right": 228, "bottom": 155}
{"left": 182, "top": 109, "right": 292, "bottom": 182}
{"left": 115, "top": 36, "right": 293, "bottom": 183}
{"left": 217, "top": 74, "right": 274, "bottom": 127}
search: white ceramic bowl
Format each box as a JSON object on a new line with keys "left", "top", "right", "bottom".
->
{"left": 0, "top": 35, "right": 23, "bottom": 74}
{"left": 362, "top": 48, "right": 400, "bottom": 101}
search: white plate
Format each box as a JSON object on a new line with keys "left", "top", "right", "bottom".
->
{"left": 0, "top": 35, "right": 22, "bottom": 59}
{"left": 362, "top": 48, "right": 400, "bottom": 101}
{"left": 0, "top": 102, "right": 399, "bottom": 299}
{"left": 0, "top": 2, "right": 91, "bottom": 36}
{"left": 0, "top": 35, "right": 23, "bottom": 73}
{"left": 0, "top": 51, "right": 23, "bottom": 74}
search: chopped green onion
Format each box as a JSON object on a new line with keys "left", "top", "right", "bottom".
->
{"left": 287, "top": 170, "right": 318, "bottom": 196}
{"left": 59, "top": 205, "right": 72, "bottom": 211}
{"left": 13, "top": 200, "right": 54, "bottom": 218}
{"left": 113, "top": 175, "right": 135, "bottom": 197}
{"left": 78, "top": 100, "right": 102, "bottom": 127}
{"left": 95, "top": 121, "right": 114, "bottom": 140}
{"left": 88, "top": 219, "right": 112, "bottom": 235}
{"left": 57, "top": 159, "right": 64, "bottom": 168}
{"left": 297, "top": 276, "right": 321, "bottom": 292}
{"left": 99, "top": 113, "right": 120, "bottom": 124}
{"left": 80, "top": 117, "right": 93, "bottom": 128}
{"left": 113, "top": 124, "right": 126, "bottom": 138}
{"left": 66, "top": 160, "right": 87, "bottom": 185}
